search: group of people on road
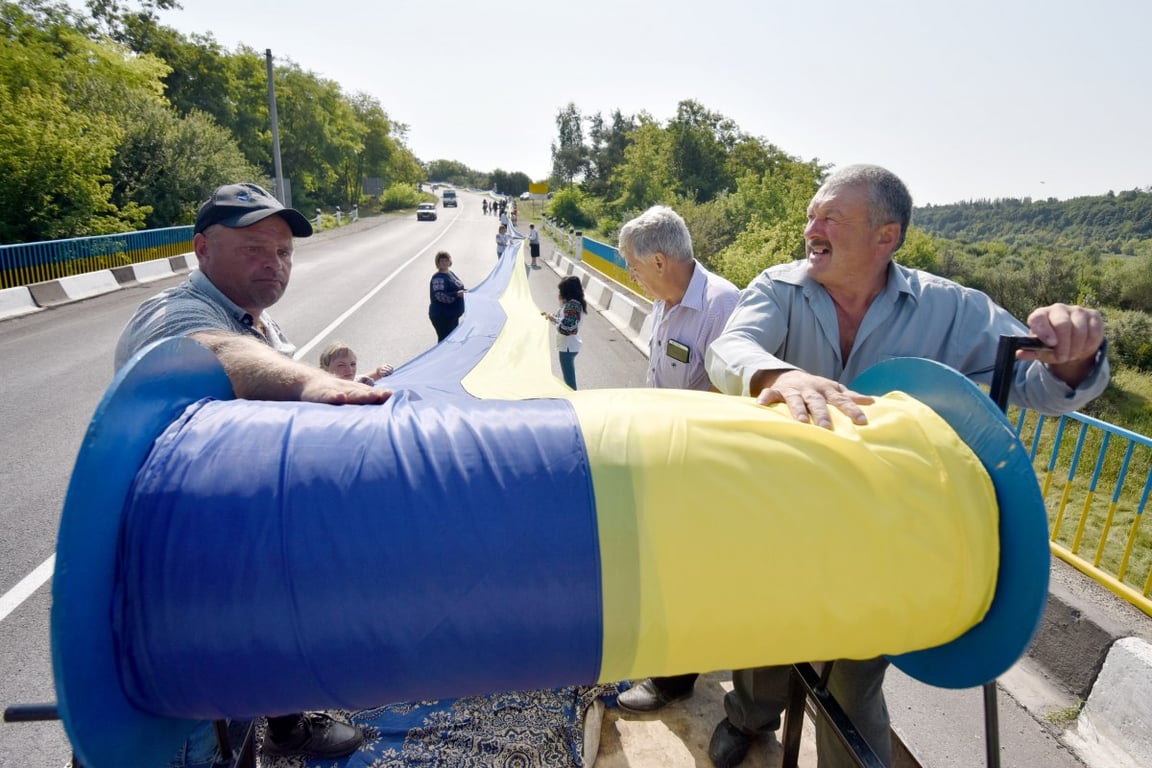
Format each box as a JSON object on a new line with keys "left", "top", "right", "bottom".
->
{"left": 482, "top": 197, "right": 514, "bottom": 219}
{"left": 113, "top": 164, "right": 1109, "bottom": 768}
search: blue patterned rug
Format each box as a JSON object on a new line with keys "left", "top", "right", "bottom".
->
{"left": 258, "top": 685, "right": 622, "bottom": 768}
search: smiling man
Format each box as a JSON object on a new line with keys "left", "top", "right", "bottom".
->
{"left": 703, "top": 164, "right": 1109, "bottom": 768}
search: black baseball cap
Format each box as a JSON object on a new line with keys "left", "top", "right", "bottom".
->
{"left": 194, "top": 183, "right": 313, "bottom": 237}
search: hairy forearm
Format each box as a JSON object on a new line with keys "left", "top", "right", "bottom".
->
{"left": 191, "top": 332, "right": 321, "bottom": 400}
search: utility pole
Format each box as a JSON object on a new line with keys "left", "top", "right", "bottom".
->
{"left": 265, "top": 49, "right": 286, "bottom": 205}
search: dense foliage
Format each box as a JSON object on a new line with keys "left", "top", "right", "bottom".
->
{"left": 421, "top": 160, "right": 531, "bottom": 197}
{"left": 914, "top": 191, "right": 1152, "bottom": 256}
{"left": 0, "top": 0, "right": 426, "bottom": 241}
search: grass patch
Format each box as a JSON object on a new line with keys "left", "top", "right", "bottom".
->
{"left": 1044, "top": 703, "right": 1082, "bottom": 727}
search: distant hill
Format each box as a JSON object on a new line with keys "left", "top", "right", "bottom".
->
{"left": 913, "top": 188, "right": 1152, "bottom": 254}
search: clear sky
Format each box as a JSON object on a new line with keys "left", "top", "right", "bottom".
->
{"left": 154, "top": 0, "right": 1150, "bottom": 206}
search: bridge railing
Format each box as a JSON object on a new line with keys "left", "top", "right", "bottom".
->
{"left": 0, "top": 227, "right": 193, "bottom": 290}
{"left": 1014, "top": 407, "right": 1152, "bottom": 615}
{"left": 0, "top": 206, "right": 366, "bottom": 290}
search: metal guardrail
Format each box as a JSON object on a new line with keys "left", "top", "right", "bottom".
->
{"left": 1, "top": 207, "right": 363, "bottom": 291}
{"left": 1014, "top": 407, "right": 1152, "bottom": 616}
{"left": 0, "top": 227, "right": 193, "bottom": 289}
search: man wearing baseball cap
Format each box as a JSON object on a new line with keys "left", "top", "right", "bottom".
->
{"left": 115, "top": 183, "right": 385, "bottom": 761}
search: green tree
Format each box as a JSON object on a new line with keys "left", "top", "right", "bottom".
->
{"left": 585, "top": 109, "right": 634, "bottom": 200}
{"left": 84, "top": 0, "right": 179, "bottom": 42}
{"left": 0, "top": 84, "right": 139, "bottom": 241}
{"left": 0, "top": 4, "right": 160, "bottom": 239}
{"left": 384, "top": 142, "right": 423, "bottom": 187}
{"left": 343, "top": 93, "right": 403, "bottom": 203}
{"left": 551, "top": 102, "right": 586, "bottom": 187}
{"left": 426, "top": 159, "right": 474, "bottom": 185}
{"left": 711, "top": 216, "right": 802, "bottom": 291}
{"left": 547, "top": 187, "right": 596, "bottom": 230}
{"left": 490, "top": 169, "right": 531, "bottom": 197}
{"left": 608, "top": 114, "right": 672, "bottom": 214}
{"left": 666, "top": 99, "right": 736, "bottom": 203}
{"left": 894, "top": 227, "right": 940, "bottom": 272}
{"left": 109, "top": 100, "right": 260, "bottom": 228}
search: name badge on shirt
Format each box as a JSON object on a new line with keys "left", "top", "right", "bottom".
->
{"left": 666, "top": 339, "right": 690, "bottom": 364}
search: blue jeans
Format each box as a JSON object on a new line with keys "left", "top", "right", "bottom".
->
{"left": 167, "top": 720, "right": 252, "bottom": 768}
{"left": 558, "top": 351, "right": 578, "bottom": 389}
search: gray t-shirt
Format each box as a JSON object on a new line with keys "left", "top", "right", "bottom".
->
{"left": 114, "top": 269, "right": 294, "bottom": 371}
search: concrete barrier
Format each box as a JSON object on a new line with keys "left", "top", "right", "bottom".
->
{"left": 4, "top": 254, "right": 196, "bottom": 321}
{"left": 53, "top": 271, "right": 120, "bottom": 303}
{"left": 1066, "top": 637, "right": 1152, "bottom": 768}
{"left": 0, "top": 286, "right": 41, "bottom": 320}
{"left": 169, "top": 253, "right": 196, "bottom": 272}
{"left": 111, "top": 259, "right": 175, "bottom": 286}
{"left": 131, "top": 258, "right": 177, "bottom": 283}
{"left": 583, "top": 275, "right": 615, "bottom": 313}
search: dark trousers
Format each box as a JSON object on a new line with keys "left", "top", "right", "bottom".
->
{"left": 725, "top": 659, "right": 893, "bottom": 768}
{"left": 651, "top": 672, "right": 699, "bottom": 695}
{"left": 431, "top": 315, "right": 459, "bottom": 342}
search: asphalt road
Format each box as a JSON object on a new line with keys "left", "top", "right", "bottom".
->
{"left": 0, "top": 189, "right": 647, "bottom": 768}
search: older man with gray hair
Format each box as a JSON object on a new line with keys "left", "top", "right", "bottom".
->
{"left": 704, "top": 164, "right": 1108, "bottom": 768}
{"left": 614, "top": 205, "right": 740, "bottom": 713}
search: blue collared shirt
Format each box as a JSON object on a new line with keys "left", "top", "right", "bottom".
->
{"left": 114, "top": 269, "right": 294, "bottom": 371}
{"left": 706, "top": 259, "right": 1109, "bottom": 414}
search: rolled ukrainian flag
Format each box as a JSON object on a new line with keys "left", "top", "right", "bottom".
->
{"left": 51, "top": 241, "right": 1048, "bottom": 768}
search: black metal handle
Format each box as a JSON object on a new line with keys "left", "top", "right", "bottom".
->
{"left": 3, "top": 703, "right": 59, "bottom": 722}
{"left": 989, "top": 336, "right": 1049, "bottom": 411}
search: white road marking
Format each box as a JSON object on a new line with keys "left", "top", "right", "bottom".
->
{"left": 0, "top": 554, "right": 55, "bottom": 622}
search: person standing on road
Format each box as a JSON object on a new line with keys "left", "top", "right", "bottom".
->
{"left": 496, "top": 224, "right": 511, "bottom": 259}
{"left": 703, "top": 164, "right": 1109, "bottom": 768}
{"left": 428, "top": 250, "right": 466, "bottom": 342}
{"left": 527, "top": 224, "right": 541, "bottom": 269}
{"left": 543, "top": 275, "right": 586, "bottom": 389}
{"left": 115, "top": 182, "right": 386, "bottom": 764}
{"left": 613, "top": 204, "right": 740, "bottom": 713}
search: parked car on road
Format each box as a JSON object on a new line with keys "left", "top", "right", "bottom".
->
{"left": 417, "top": 202, "right": 437, "bottom": 221}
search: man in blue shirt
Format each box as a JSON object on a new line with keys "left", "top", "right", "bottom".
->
{"left": 704, "top": 164, "right": 1108, "bottom": 768}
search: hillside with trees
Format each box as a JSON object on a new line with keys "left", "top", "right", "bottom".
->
{"left": 914, "top": 191, "right": 1152, "bottom": 255}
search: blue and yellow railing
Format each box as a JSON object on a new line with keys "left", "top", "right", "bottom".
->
{"left": 1013, "top": 408, "right": 1152, "bottom": 616}
{"left": 0, "top": 227, "right": 193, "bottom": 290}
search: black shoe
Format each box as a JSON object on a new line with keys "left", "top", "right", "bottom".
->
{"left": 617, "top": 677, "right": 693, "bottom": 713}
{"left": 262, "top": 712, "right": 363, "bottom": 759}
{"left": 708, "top": 718, "right": 760, "bottom": 768}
